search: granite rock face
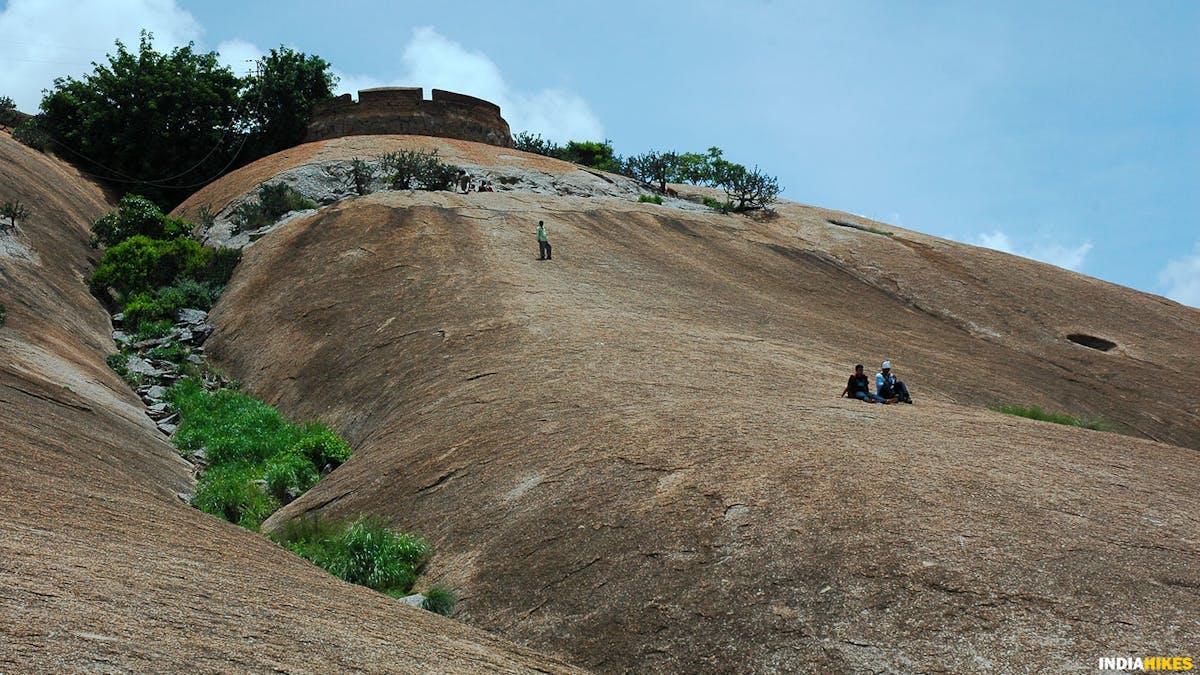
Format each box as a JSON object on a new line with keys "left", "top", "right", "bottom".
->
{"left": 180, "top": 135, "right": 1200, "bottom": 672}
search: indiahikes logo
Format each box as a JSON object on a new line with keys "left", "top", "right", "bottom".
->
{"left": 1098, "top": 656, "right": 1193, "bottom": 672}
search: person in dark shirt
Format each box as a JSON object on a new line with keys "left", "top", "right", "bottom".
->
{"left": 841, "top": 364, "right": 889, "bottom": 403}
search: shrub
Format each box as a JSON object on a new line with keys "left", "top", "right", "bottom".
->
{"left": 12, "top": 117, "right": 47, "bottom": 150}
{"left": 233, "top": 182, "right": 316, "bottom": 233}
{"left": 993, "top": 404, "right": 1109, "bottom": 431}
{"left": 513, "top": 131, "right": 562, "bottom": 157}
{"left": 293, "top": 422, "right": 353, "bottom": 470}
{"left": 1, "top": 200, "right": 30, "bottom": 232}
{"left": 122, "top": 280, "right": 220, "bottom": 330}
{"left": 702, "top": 196, "right": 734, "bottom": 213}
{"left": 0, "top": 303, "right": 7, "bottom": 327}
{"left": 343, "top": 157, "right": 377, "bottom": 196}
{"left": 277, "top": 516, "right": 429, "bottom": 596}
{"left": 87, "top": 235, "right": 212, "bottom": 300}
{"left": 133, "top": 319, "right": 175, "bottom": 341}
{"left": 91, "top": 194, "right": 190, "bottom": 248}
{"left": 421, "top": 585, "right": 457, "bottom": 616}
{"left": 638, "top": 194, "right": 663, "bottom": 205}
{"left": 0, "top": 95, "right": 21, "bottom": 127}
{"left": 378, "top": 149, "right": 459, "bottom": 191}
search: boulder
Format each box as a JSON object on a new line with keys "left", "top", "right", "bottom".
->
{"left": 175, "top": 308, "right": 208, "bottom": 325}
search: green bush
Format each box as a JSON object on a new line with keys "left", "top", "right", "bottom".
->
{"left": 91, "top": 194, "right": 190, "bottom": 248}
{"left": 378, "top": 149, "right": 460, "bottom": 191}
{"left": 702, "top": 196, "right": 734, "bottom": 213}
{"left": 277, "top": 516, "right": 429, "bottom": 596}
{"left": 88, "top": 235, "right": 212, "bottom": 300}
{"left": 993, "top": 404, "right": 1109, "bottom": 431}
{"left": 1, "top": 200, "right": 30, "bottom": 232}
{"left": 133, "top": 319, "right": 175, "bottom": 341}
{"left": 12, "top": 117, "right": 47, "bottom": 150}
{"left": 294, "top": 423, "right": 353, "bottom": 470}
{"left": 343, "top": 157, "right": 378, "bottom": 196}
{"left": 122, "top": 278, "right": 221, "bottom": 330}
{"left": 421, "top": 585, "right": 457, "bottom": 616}
{"left": 638, "top": 194, "right": 663, "bottom": 205}
{"left": 233, "top": 182, "right": 316, "bottom": 232}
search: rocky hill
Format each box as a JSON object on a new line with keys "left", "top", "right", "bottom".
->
{"left": 0, "top": 130, "right": 581, "bottom": 673}
{"left": 169, "top": 135, "right": 1199, "bottom": 672}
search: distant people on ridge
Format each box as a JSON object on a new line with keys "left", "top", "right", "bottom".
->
{"left": 876, "top": 360, "right": 912, "bottom": 404}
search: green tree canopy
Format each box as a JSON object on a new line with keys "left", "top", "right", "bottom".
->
{"left": 240, "top": 46, "right": 337, "bottom": 163}
{"left": 38, "top": 32, "right": 243, "bottom": 207}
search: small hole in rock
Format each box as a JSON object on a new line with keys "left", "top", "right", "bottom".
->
{"left": 1067, "top": 333, "right": 1116, "bottom": 352}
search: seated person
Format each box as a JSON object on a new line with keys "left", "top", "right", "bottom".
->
{"left": 876, "top": 360, "right": 912, "bottom": 404}
{"left": 842, "top": 364, "right": 889, "bottom": 403}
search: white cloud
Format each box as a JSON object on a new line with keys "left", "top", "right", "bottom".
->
{"left": 0, "top": 0, "right": 201, "bottom": 111}
{"left": 971, "top": 230, "right": 1092, "bottom": 272}
{"left": 1158, "top": 241, "right": 1200, "bottom": 308}
{"left": 341, "top": 26, "right": 603, "bottom": 143}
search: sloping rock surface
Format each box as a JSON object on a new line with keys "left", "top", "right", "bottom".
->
{"left": 0, "top": 131, "right": 581, "bottom": 674}
{"left": 178, "top": 136, "right": 1199, "bottom": 672}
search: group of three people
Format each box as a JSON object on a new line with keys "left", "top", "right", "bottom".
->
{"left": 841, "top": 361, "right": 913, "bottom": 404}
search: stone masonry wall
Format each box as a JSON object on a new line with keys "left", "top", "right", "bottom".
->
{"left": 306, "top": 87, "right": 513, "bottom": 147}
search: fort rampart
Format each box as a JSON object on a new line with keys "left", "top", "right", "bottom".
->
{"left": 305, "top": 87, "right": 512, "bottom": 147}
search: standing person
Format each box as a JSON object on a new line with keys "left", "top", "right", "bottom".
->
{"left": 536, "top": 220, "right": 552, "bottom": 261}
{"left": 876, "top": 360, "right": 912, "bottom": 404}
{"left": 841, "top": 364, "right": 889, "bottom": 403}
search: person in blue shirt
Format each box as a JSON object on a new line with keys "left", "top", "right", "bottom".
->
{"left": 842, "top": 364, "right": 889, "bottom": 403}
{"left": 876, "top": 360, "right": 912, "bottom": 404}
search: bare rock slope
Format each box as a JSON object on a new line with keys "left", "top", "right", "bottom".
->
{"left": 0, "top": 131, "right": 580, "bottom": 674}
{"left": 174, "top": 135, "right": 1199, "bottom": 672}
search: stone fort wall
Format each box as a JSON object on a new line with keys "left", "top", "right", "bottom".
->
{"left": 305, "top": 87, "right": 512, "bottom": 147}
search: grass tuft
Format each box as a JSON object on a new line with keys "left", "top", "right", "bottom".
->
{"left": 421, "top": 585, "right": 458, "bottom": 616}
{"left": 993, "top": 404, "right": 1109, "bottom": 431}
{"left": 275, "top": 515, "right": 429, "bottom": 597}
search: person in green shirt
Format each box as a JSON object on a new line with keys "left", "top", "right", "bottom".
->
{"left": 536, "top": 220, "right": 552, "bottom": 261}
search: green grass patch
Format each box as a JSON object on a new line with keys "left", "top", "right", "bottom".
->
{"left": 167, "top": 379, "right": 352, "bottom": 529}
{"left": 993, "top": 404, "right": 1109, "bottom": 431}
{"left": 275, "top": 515, "right": 429, "bottom": 597}
{"left": 421, "top": 585, "right": 458, "bottom": 616}
{"left": 638, "top": 194, "right": 663, "bottom": 205}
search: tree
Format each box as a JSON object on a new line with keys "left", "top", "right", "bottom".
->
{"left": 625, "top": 150, "right": 677, "bottom": 193}
{"left": 1, "top": 200, "right": 30, "bottom": 232}
{"left": 37, "top": 32, "right": 243, "bottom": 208}
{"left": 0, "top": 95, "right": 26, "bottom": 129}
{"left": 560, "top": 140, "right": 623, "bottom": 173}
{"left": 711, "top": 160, "right": 781, "bottom": 211}
{"left": 240, "top": 46, "right": 337, "bottom": 163}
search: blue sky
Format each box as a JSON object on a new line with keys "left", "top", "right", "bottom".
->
{"left": 2, "top": 0, "right": 1197, "bottom": 306}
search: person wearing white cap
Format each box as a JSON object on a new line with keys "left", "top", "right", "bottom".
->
{"left": 876, "top": 360, "right": 913, "bottom": 404}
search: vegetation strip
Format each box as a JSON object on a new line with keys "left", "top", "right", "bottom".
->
{"left": 88, "top": 193, "right": 454, "bottom": 615}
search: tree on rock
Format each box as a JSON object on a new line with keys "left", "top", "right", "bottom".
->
{"left": 38, "top": 32, "right": 243, "bottom": 207}
{"left": 241, "top": 46, "right": 337, "bottom": 163}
